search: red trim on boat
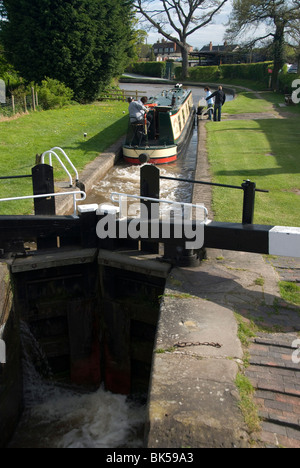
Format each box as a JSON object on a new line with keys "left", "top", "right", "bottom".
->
{"left": 123, "top": 155, "right": 177, "bottom": 165}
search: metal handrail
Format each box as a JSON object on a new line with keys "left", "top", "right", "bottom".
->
{"left": 0, "top": 190, "right": 86, "bottom": 217}
{"left": 160, "top": 175, "right": 269, "bottom": 193}
{"left": 50, "top": 147, "right": 79, "bottom": 182}
{"left": 0, "top": 175, "right": 32, "bottom": 180}
{"left": 41, "top": 150, "right": 73, "bottom": 187}
{"left": 110, "top": 192, "right": 209, "bottom": 223}
{"left": 41, "top": 147, "right": 79, "bottom": 187}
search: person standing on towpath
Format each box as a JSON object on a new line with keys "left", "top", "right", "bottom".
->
{"left": 206, "top": 85, "right": 226, "bottom": 121}
{"left": 204, "top": 86, "right": 214, "bottom": 121}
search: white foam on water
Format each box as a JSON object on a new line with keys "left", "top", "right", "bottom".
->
{"left": 24, "top": 386, "right": 145, "bottom": 449}
{"left": 57, "top": 389, "right": 145, "bottom": 449}
{"left": 11, "top": 322, "right": 145, "bottom": 448}
{"left": 91, "top": 162, "right": 194, "bottom": 220}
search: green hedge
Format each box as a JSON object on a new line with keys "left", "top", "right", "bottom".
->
{"left": 188, "top": 65, "right": 220, "bottom": 82}
{"left": 220, "top": 62, "right": 272, "bottom": 82}
{"left": 126, "top": 61, "right": 166, "bottom": 78}
{"left": 174, "top": 66, "right": 182, "bottom": 80}
{"left": 187, "top": 61, "right": 273, "bottom": 86}
{"left": 126, "top": 61, "right": 274, "bottom": 87}
{"left": 278, "top": 72, "right": 300, "bottom": 94}
{"left": 126, "top": 60, "right": 300, "bottom": 95}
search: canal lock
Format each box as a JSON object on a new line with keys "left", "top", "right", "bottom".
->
{"left": 0, "top": 247, "right": 169, "bottom": 447}
{"left": 0, "top": 83, "right": 227, "bottom": 446}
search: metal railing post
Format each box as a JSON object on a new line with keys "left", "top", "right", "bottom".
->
{"left": 32, "top": 164, "right": 56, "bottom": 216}
{"left": 31, "top": 163, "right": 57, "bottom": 252}
{"left": 140, "top": 165, "right": 160, "bottom": 254}
{"left": 242, "top": 180, "right": 256, "bottom": 224}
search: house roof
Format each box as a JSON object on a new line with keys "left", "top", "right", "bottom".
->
{"left": 200, "top": 43, "right": 239, "bottom": 53}
{"left": 153, "top": 40, "right": 193, "bottom": 53}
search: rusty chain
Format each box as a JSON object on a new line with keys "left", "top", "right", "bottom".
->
{"left": 174, "top": 341, "right": 222, "bottom": 349}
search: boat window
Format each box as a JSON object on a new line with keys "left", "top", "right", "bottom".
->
{"left": 178, "top": 115, "right": 182, "bottom": 132}
{"left": 182, "top": 109, "right": 186, "bottom": 123}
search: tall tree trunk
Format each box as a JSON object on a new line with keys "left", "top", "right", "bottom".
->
{"left": 271, "top": 22, "right": 285, "bottom": 90}
{"left": 181, "top": 45, "right": 189, "bottom": 80}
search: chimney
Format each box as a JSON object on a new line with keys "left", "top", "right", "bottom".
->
{"left": 209, "top": 41, "right": 213, "bottom": 51}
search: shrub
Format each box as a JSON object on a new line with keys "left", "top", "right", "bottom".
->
{"left": 37, "top": 78, "right": 74, "bottom": 110}
{"left": 174, "top": 66, "right": 182, "bottom": 80}
{"left": 278, "top": 72, "right": 300, "bottom": 94}
{"left": 126, "top": 61, "right": 166, "bottom": 78}
{"left": 188, "top": 62, "right": 273, "bottom": 87}
{"left": 1, "top": 71, "right": 23, "bottom": 93}
{"left": 220, "top": 62, "right": 272, "bottom": 85}
{"left": 189, "top": 65, "right": 220, "bottom": 82}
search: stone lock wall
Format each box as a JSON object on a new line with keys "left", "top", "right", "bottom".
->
{"left": 0, "top": 264, "right": 23, "bottom": 448}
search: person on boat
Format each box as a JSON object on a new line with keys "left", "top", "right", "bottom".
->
{"left": 206, "top": 85, "right": 226, "bottom": 122}
{"left": 128, "top": 96, "right": 152, "bottom": 131}
{"left": 204, "top": 86, "right": 214, "bottom": 121}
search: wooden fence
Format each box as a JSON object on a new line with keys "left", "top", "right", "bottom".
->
{"left": 98, "top": 88, "right": 147, "bottom": 102}
{"left": 0, "top": 87, "right": 147, "bottom": 117}
{"left": 0, "top": 87, "right": 38, "bottom": 117}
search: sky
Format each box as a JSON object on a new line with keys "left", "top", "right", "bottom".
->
{"left": 140, "top": 0, "right": 234, "bottom": 49}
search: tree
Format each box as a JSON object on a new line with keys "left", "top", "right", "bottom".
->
{"left": 226, "top": 0, "right": 300, "bottom": 89}
{"left": 0, "top": 42, "right": 12, "bottom": 76}
{"left": 133, "top": 0, "right": 229, "bottom": 79}
{"left": 0, "top": 0, "right": 136, "bottom": 101}
{"left": 134, "top": 29, "right": 150, "bottom": 59}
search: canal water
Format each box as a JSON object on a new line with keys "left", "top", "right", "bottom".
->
{"left": 86, "top": 83, "right": 209, "bottom": 208}
{"left": 10, "top": 82, "right": 232, "bottom": 448}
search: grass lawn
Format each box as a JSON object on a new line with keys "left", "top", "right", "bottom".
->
{"left": 224, "top": 91, "right": 275, "bottom": 115}
{"left": 223, "top": 79, "right": 271, "bottom": 92}
{"left": 0, "top": 102, "right": 128, "bottom": 214}
{"left": 206, "top": 92, "right": 300, "bottom": 227}
{"left": 224, "top": 89, "right": 300, "bottom": 116}
{"left": 279, "top": 281, "right": 300, "bottom": 306}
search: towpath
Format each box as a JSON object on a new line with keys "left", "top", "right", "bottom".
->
{"left": 193, "top": 111, "right": 300, "bottom": 448}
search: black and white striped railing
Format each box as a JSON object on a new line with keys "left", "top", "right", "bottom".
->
{"left": 204, "top": 222, "right": 300, "bottom": 258}
{"left": 0, "top": 209, "right": 299, "bottom": 259}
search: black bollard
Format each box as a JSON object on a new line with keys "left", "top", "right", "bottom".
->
{"left": 32, "top": 164, "right": 57, "bottom": 249}
{"left": 140, "top": 165, "right": 160, "bottom": 254}
{"left": 242, "top": 179, "right": 256, "bottom": 224}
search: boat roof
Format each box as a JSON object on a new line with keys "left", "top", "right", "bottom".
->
{"left": 147, "top": 84, "right": 191, "bottom": 109}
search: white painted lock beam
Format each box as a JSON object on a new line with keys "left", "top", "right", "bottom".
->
{"left": 269, "top": 226, "right": 300, "bottom": 258}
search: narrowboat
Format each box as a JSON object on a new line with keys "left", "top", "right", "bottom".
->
{"left": 123, "top": 84, "right": 195, "bottom": 165}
